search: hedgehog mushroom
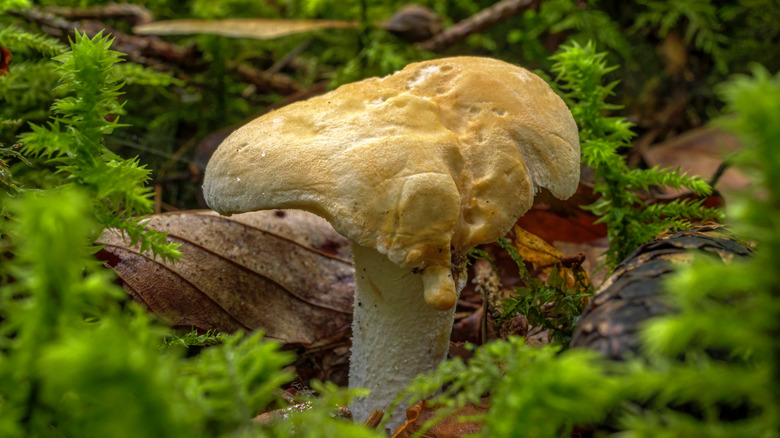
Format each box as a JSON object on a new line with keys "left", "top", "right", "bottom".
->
{"left": 202, "top": 57, "right": 580, "bottom": 429}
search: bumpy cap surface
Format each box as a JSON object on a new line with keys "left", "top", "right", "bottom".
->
{"left": 203, "top": 57, "right": 580, "bottom": 309}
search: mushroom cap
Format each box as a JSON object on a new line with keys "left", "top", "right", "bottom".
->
{"left": 203, "top": 56, "right": 579, "bottom": 276}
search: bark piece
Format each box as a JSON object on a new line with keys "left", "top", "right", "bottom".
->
{"left": 570, "top": 226, "right": 752, "bottom": 360}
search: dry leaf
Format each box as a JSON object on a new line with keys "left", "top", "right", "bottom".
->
{"left": 133, "top": 18, "right": 359, "bottom": 40}
{"left": 642, "top": 127, "right": 748, "bottom": 197}
{"left": 515, "top": 206, "right": 607, "bottom": 246}
{"left": 96, "top": 209, "right": 354, "bottom": 345}
{"left": 515, "top": 183, "right": 607, "bottom": 245}
{"left": 0, "top": 45, "right": 11, "bottom": 76}
{"left": 511, "top": 224, "right": 591, "bottom": 291}
{"left": 511, "top": 224, "right": 564, "bottom": 267}
{"left": 392, "top": 400, "right": 488, "bottom": 438}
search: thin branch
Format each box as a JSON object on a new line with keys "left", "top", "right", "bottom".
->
{"left": 418, "top": 0, "right": 539, "bottom": 52}
{"left": 43, "top": 3, "right": 154, "bottom": 26}
{"left": 10, "top": 8, "right": 200, "bottom": 69}
{"left": 10, "top": 8, "right": 303, "bottom": 95}
{"left": 232, "top": 62, "right": 300, "bottom": 96}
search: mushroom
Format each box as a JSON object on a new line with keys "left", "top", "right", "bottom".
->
{"left": 202, "top": 57, "right": 580, "bottom": 428}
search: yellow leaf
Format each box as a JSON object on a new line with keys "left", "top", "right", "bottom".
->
{"left": 512, "top": 224, "right": 564, "bottom": 268}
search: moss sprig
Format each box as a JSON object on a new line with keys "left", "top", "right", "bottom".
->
{"left": 619, "top": 64, "right": 780, "bottom": 437}
{"left": 19, "top": 30, "right": 179, "bottom": 261}
{"left": 496, "top": 237, "right": 592, "bottom": 346}
{"left": 551, "top": 41, "right": 722, "bottom": 268}
{"left": 0, "top": 25, "right": 66, "bottom": 58}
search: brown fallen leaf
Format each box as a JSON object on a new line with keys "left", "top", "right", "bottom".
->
{"left": 96, "top": 209, "right": 354, "bottom": 345}
{"left": 0, "top": 45, "right": 11, "bottom": 76}
{"left": 515, "top": 183, "right": 607, "bottom": 245}
{"left": 392, "top": 400, "right": 488, "bottom": 438}
{"left": 642, "top": 127, "right": 748, "bottom": 197}
{"left": 133, "top": 18, "right": 359, "bottom": 40}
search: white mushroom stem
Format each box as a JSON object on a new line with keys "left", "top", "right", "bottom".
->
{"left": 348, "top": 243, "right": 465, "bottom": 430}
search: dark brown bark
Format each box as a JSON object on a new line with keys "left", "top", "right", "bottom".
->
{"left": 570, "top": 226, "right": 752, "bottom": 360}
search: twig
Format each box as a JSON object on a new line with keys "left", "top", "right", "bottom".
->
{"left": 44, "top": 3, "right": 154, "bottom": 26}
{"left": 417, "top": 0, "right": 539, "bottom": 52}
{"left": 363, "top": 409, "right": 384, "bottom": 428}
{"left": 232, "top": 62, "right": 300, "bottom": 95}
{"left": 266, "top": 41, "right": 310, "bottom": 75}
{"left": 708, "top": 159, "right": 732, "bottom": 188}
{"left": 10, "top": 8, "right": 200, "bottom": 69}
{"left": 266, "top": 80, "right": 328, "bottom": 111}
{"left": 472, "top": 260, "right": 501, "bottom": 344}
{"left": 559, "top": 253, "right": 586, "bottom": 269}
{"left": 10, "top": 8, "right": 303, "bottom": 96}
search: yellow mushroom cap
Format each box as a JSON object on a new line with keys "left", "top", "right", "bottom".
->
{"left": 203, "top": 57, "right": 580, "bottom": 308}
